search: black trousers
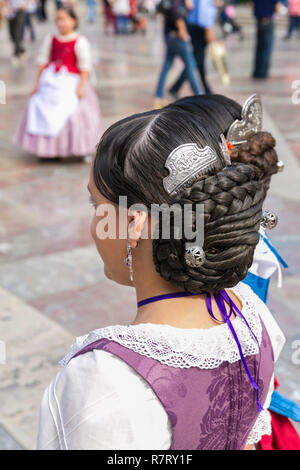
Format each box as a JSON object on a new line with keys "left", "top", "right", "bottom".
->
{"left": 8, "top": 9, "right": 26, "bottom": 57}
{"left": 170, "top": 24, "right": 212, "bottom": 95}
{"left": 253, "top": 19, "right": 274, "bottom": 78}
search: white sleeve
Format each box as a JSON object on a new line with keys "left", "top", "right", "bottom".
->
{"left": 36, "top": 33, "right": 53, "bottom": 65}
{"left": 37, "top": 350, "right": 172, "bottom": 450}
{"left": 75, "top": 36, "right": 92, "bottom": 72}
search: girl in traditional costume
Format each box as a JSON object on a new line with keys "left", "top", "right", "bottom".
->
{"left": 37, "top": 95, "right": 286, "bottom": 450}
{"left": 15, "top": 6, "right": 103, "bottom": 159}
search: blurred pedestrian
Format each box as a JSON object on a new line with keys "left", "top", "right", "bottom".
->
{"left": 86, "top": 0, "right": 97, "bottom": 22}
{"left": 169, "top": 0, "right": 217, "bottom": 96}
{"left": 112, "top": 0, "right": 130, "bottom": 33}
{"left": 219, "top": 1, "right": 244, "bottom": 40}
{"left": 21, "top": 0, "right": 37, "bottom": 41}
{"left": 15, "top": 6, "right": 104, "bottom": 159}
{"left": 38, "top": 0, "right": 47, "bottom": 20}
{"left": 252, "top": 0, "right": 281, "bottom": 79}
{"left": 102, "top": 0, "right": 115, "bottom": 33}
{"left": 4, "top": 0, "right": 29, "bottom": 65}
{"left": 154, "top": 0, "right": 202, "bottom": 108}
{"left": 284, "top": 0, "right": 300, "bottom": 39}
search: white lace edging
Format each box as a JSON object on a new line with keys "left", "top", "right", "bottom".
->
{"left": 60, "top": 283, "right": 263, "bottom": 369}
{"left": 246, "top": 409, "right": 272, "bottom": 445}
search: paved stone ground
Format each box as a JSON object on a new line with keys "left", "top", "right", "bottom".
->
{"left": 0, "top": 2, "right": 299, "bottom": 449}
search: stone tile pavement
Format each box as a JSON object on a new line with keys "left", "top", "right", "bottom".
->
{"left": 0, "top": 3, "right": 299, "bottom": 449}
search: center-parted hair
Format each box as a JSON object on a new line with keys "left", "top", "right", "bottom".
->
{"left": 93, "top": 95, "right": 266, "bottom": 293}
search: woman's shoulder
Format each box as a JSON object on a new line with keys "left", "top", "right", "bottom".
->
{"left": 39, "top": 346, "right": 171, "bottom": 449}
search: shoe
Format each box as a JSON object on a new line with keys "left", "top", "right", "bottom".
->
{"left": 19, "top": 51, "right": 28, "bottom": 63}
{"left": 153, "top": 98, "right": 167, "bottom": 109}
{"left": 168, "top": 89, "right": 179, "bottom": 101}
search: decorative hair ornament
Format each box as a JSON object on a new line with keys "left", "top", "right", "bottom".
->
{"left": 227, "top": 94, "right": 263, "bottom": 146}
{"left": 277, "top": 160, "right": 284, "bottom": 172}
{"left": 163, "top": 133, "right": 230, "bottom": 197}
{"left": 261, "top": 210, "right": 278, "bottom": 230}
{"left": 184, "top": 245, "right": 206, "bottom": 268}
{"left": 226, "top": 140, "right": 234, "bottom": 156}
{"left": 219, "top": 133, "right": 232, "bottom": 165}
{"left": 163, "top": 143, "right": 219, "bottom": 196}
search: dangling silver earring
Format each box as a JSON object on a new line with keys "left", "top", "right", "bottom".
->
{"left": 124, "top": 235, "right": 134, "bottom": 281}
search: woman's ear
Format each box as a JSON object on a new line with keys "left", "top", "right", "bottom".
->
{"left": 128, "top": 210, "right": 148, "bottom": 249}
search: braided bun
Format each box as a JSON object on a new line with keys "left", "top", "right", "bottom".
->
{"left": 230, "top": 132, "right": 278, "bottom": 196}
{"left": 152, "top": 163, "right": 265, "bottom": 293}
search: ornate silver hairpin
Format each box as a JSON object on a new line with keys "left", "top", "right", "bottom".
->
{"left": 184, "top": 245, "right": 206, "bottom": 268}
{"left": 227, "top": 94, "right": 263, "bottom": 146}
{"left": 163, "top": 143, "right": 219, "bottom": 196}
{"left": 261, "top": 210, "right": 278, "bottom": 230}
{"left": 219, "top": 133, "right": 231, "bottom": 165}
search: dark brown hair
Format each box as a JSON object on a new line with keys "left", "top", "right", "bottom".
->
{"left": 93, "top": 97, "right": 265, "bottom": 293}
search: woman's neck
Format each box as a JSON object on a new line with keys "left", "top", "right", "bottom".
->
{"left": 131, "top": 278, "right": 241, "bottom": 329}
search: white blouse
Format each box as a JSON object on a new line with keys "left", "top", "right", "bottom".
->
{"left": 37, "top": 33, "right": 92, "bottom": 72}
{"left": 37, "top": 283, "right": 285, "bottom": 450}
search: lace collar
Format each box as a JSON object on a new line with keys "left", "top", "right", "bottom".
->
{"left": 60, "top": 283, "right": 262, "bottom": 369}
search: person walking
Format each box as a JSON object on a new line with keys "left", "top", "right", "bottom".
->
{"left": 154, "top": 0, "right": 202, "bottom": 108}
{"left": 112, "top": 0, "right": 130, "bottom": 33}
{"left": 21, "top": 0, "right": 37, "bottom": 41}
{"left": 86, "top": 0, "right": 97, "bottom": 23}
{"left": 168, "top": 0, "right": 217, "bottom": 96}
{"left": 284, "top": 0, "right": 300, "bottom": 39}
{"left": 4, "top": 0, "right": 28, "bottom": 64}
{"left": 252, "top": 0, "right": 281, "bottom": 79}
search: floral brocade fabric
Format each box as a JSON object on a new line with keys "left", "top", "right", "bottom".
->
{"left": 72, "top": 320, "right": 274, "bottom": 450}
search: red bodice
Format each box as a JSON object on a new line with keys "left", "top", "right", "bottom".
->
{"left": 49, "top": 36, "right": 80, "bottom": 74}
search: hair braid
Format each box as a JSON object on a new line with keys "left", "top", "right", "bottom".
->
{"left": 152, "top": 163, "right": 265, "bottom": 293}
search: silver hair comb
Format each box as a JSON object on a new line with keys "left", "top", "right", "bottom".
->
{"left": 163, "top": 134, "right": 230, "bottom": 196}
{"left": 227, "top": 94, "right": 263, "bottom": 146}
{"left": 163, "top": 143, "right": 219, "bottom": 196}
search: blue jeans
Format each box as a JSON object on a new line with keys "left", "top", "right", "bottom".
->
{"left": 115, "top": 15, "right": 128, "bottom": 34}
{"left": 155, "top": 35, "right": 202, "bottom": 99}
{"left": 286, "top": 15, "right": 300, "bottom": 38}
{"left": 86, "top": 0, "right": 96, "bottom": 23}
{"left": 253, "top": 19, "right": 274, "bottom": 78}
{"left": 170, "top": 25, "right": 211, "bottom": 95}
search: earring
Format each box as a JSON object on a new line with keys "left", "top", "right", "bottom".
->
{"left": 124, "top": 235, "right": 134, "bottom": 281}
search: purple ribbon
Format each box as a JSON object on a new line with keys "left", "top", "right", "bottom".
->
{"left": 137, "top": 289, "right": 263, "bottom": 413}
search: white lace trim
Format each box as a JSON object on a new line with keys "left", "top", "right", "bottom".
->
{"left": 246, "top": 409, "right": 272, "bottom": 445}
{"left": 60, "top": 283, "right": 263, "bottom": 369}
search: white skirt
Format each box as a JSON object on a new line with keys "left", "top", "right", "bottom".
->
{"left": 27, "top": 64, "right": 80, "bottom": 137}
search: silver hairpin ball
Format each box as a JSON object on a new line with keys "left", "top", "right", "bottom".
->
{"left": 277, "top": 160, "right": 284, "bottom": 172}
{"left": 227, "top": 94, "right": 263, "bottom": 146}
{"left": 261, "top": 210, "right": 278, "bottom": 230}
{"left": 163, "top": 143, "right": 220, "bottom": 196}
{"left": 184, "top": 245, "right": 206, "bottom": 268}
